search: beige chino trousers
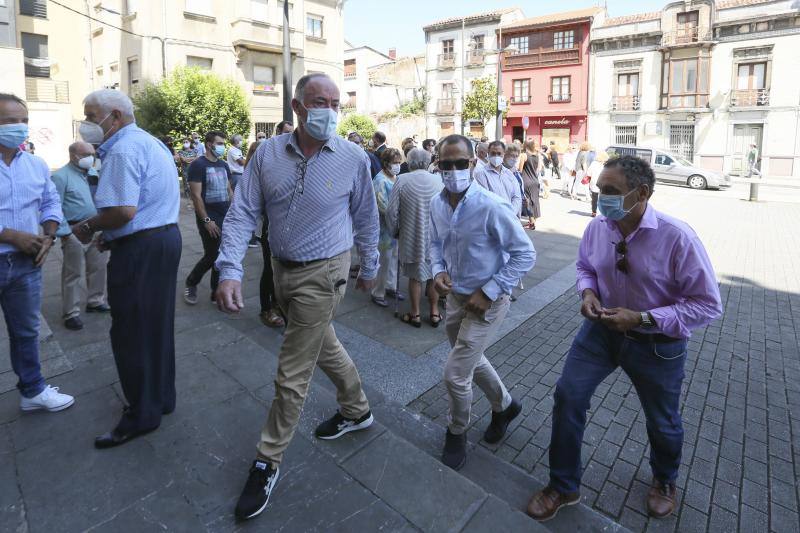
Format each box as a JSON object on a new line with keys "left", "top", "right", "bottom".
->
{"left": 61, "top": 233, "right": 108, "bottom": 319}
{"left": 444, "top": 292, "right": 512, "bottom": 435}
{"left": 257, "top": 251, "right": 370, "bottom": 465}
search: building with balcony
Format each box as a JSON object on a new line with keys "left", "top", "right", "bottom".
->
{"left": 499, "top": 7, "right": 604, "bottom": 150}
{"left": 423, "top": 8, "right": 524, "bottom": 140}
{"left": 589, "top": 0, "right": 800, "bottom": 178}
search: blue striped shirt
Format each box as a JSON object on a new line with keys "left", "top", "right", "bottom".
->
{"left": 0, "top": 150, "right": 62, "bottom": 254}
{"left": 95, "top": 124, "right": 180, "bottom": 241}
{"left": 216, "top": 132, "right": 379, "bottom": 282}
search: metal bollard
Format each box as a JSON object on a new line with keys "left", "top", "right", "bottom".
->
{"left": 749, "top": 180, "right": 759, "bottom": 202}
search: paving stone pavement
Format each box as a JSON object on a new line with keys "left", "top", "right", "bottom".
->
{"left": 409, "top": 183, "right": 800, "bottom": 533}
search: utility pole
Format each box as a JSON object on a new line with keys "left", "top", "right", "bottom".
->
{"left": 282, "top": 0, "right": 292, "bottom": 122}
{"left": 495, "top": 27, "right": 503, "bottom": 141}
{"left": 460, "top": 17, "right": 465, "bottom": 135}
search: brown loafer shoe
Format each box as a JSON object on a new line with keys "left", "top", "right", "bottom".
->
{"left": 647, "top": 480, "right": 677, "bottom": 518}
{"left": 526, "top": 485, "right": 580, "bottom": 521}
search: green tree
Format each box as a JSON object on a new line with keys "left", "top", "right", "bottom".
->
{"left": 337, "top": 113, "right": 377, "bottom": 141}
{"left": 462, "top": 77, "right": 497, "bottom": 134}
{"left": 132, "top": 66, "right": 251, "bottom": 141}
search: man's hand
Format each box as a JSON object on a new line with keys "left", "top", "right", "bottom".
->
{"left": 355, "top": 277, "right": 376, "bottom": 292}
{"left": 433, "top": 272, "right": 453, "bottom": 296}
{"left": 216, "top": 279, "right": 244, "bottom": 313}
{"left": 580, "top": 289, "right": 604, "bottom": 321}
{"left": 70, "top": 222, "right": 93, "bottom": 244}
{"left": 33, "top": 235, "right": 54, "bottom": 267}
{"left": 7, "top": 230, "right": 45, "bottom": 256}
{"left": 599, "top": 307, "right": 641, "bottom": 333}
{"left": 205, "top": 220, "right": 221, "bottom": 239}
{"left": 464, "top": 288, "right": 492, "bottom": 318}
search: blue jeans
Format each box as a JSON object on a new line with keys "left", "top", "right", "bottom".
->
{"left": 549, "top": 320, "right": 687, "bottom": 494}
{"left": 0, "top": 253, "right": 45, "bottom": 398}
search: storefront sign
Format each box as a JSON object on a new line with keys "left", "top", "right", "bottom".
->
{"left": 543, "top": 117, "right": 570, "bottom": 126}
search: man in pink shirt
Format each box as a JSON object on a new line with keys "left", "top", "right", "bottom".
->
{"left": 527, "top": 155, "right": 722, "bottom": 522}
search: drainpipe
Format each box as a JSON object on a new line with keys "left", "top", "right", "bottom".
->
{"left": 84, "top": 1, "right": 95, "bottom": 88}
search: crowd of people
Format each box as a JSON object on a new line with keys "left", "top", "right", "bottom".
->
{"left": 0, "top": 72, "right": 722, "bottom": 526}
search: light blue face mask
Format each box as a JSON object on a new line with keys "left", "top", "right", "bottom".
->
{"left": 0, "top": 123, "right": 29, "bottom": 149}
{"left": 301, "top": 104, "right": 338, "bottom": 141}
{"left": 597, "top": 189, "right": 639, "bottom": 221}
{"left": 213, "top": 144, "right": 225, "bottom": 157}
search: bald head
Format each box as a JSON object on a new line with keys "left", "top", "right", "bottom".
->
{"left": 68, "top": 141, "right": 95, "bottom": 168}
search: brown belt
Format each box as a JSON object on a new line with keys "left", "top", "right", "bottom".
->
{"left": 274, "top": 257, "right": 326, "bottom": 269}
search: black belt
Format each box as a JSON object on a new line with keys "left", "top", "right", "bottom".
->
{"left": 67, "top": 219, "right": 83, "bottom": 225}
{"left": 108, "top": 224, "right": 176, "bottom": 250}
{"left": 624, "top": 330, "right": 683, "bottom": 344}
{"left": 274, "top": 257, "right": 325, "bottom": 269}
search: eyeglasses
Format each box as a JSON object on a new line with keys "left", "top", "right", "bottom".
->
{"left": 614, "top": 240, "right": 629, "bottom": 274}
{"left": 438, "top": 158, "right": 471, "bottom": 171}
{"left": 295, "top": 160, "right": 308, "bottom": 195}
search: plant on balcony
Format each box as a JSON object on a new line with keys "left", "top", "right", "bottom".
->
{"left": 336, "top": 113, "right": 377, "bottom": 141}
{"left": 133, "top": 66, "right": 251, "bottom": 141}
{"left": 462, "top": 77, "right": 498, "bottom": 134}
{"left": 396, "top": 91, "right": 428, "bottom": 117}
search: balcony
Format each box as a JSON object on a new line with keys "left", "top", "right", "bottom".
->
{"left": 549, "top": 93, "right": 572, "bottom": 103}
{"left": 661, "top": 93, "right": 709, "bottom": 109}
{"left": 510, "top": 95, "right": 530, "bottom": 104}
{"left": 503, "top": 48, "right": 580, "bottom": 70}
{"left": 436, "top": 98, "right": 455, "bottom": 114}
{"left": 466, "top": 50, "right": 486, "bottom": 67}
{"left": 25, "top": 78, "right": 69, "bottom": 103}
{"left": 231, "top": 18, "right": 303, "bottom": 55}
{"left": 344, "top": 67, "right": 356, "bottom": 79}
{"left": 730, "top": 89, "right": 769, "bottom": 107}
{"left": 611, "top": 95, "right": 641, "bottom": 111}
{"left": 661, "top": 27, "right": 713, "bottom": 47}
{"left": 20, "top": 0, "right": 47, "bottom": 18}
{"left": 438, "top": 53, "right": 456, "bottom": 69}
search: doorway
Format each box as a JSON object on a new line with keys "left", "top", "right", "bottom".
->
{"left": 542, "top": 128, "right": 571, "bottom": 153}
{"left": 731, "top": 124, "right": 762, "bottom": 175}
{"left": 512, "top": 126, "right": 524, "bottom": 143}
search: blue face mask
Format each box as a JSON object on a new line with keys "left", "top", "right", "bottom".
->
{"left": 0, "top": 123, "right": 29, "bottom": 149}
{"left": 301, "top": 104, "right": 338, "bottom": 141}
{"left": 213, "top": 144, "right": 225, "bottom": 157}
{"left": 597, "top": 189, "right": 639, "bottom": 221}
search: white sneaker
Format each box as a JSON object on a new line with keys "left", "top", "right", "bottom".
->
{"left": 20, "top": 385, "right": 75, "bottom": 412}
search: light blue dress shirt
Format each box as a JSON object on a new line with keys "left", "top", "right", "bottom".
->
{"left": 0, "top": 150, "right": 62, "bottom": 254}
{"left": 430, "top": 182, "right": 536, "bottom": 301}
{"left": 50, "top": 163, "right": 97, "bottom": 237}
{"left": 473, "top": 164, "right": 523, "bottom": 216}
{"left": 95, "top": 124, "right": 180, "bottom": 241}
{"left": 216, "top": 132, "right": 380, "bottom": 282}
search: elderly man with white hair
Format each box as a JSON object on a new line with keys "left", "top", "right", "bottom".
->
{"left": 71, "top": 89, "right": 181, "bottom": 449}
{"left": 386, "top": 147, "right": 444, "bottom": 327}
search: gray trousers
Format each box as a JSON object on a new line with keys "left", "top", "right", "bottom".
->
{"left": 60, "top": 233, "right": 108, "bottom": 319}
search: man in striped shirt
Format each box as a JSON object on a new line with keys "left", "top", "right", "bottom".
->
{"left": 216, "top": 73, "right": 380, "bottom": 521}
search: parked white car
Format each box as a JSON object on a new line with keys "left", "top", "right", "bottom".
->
{"left": 607, "top": 145, "right": 732, "bottom": 190}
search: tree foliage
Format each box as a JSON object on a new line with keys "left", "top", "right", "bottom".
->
{"left": 462, "top": 77, "right": 497, "bottom": 130}
{"left": 336, "top": 113, "right": 377, "bottom": 141}
{"left": 132, "top": 66, "right": 251, "bottom": 141}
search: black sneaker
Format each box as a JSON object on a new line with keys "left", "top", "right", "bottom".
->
{"left": 483, "top": 398, "right": 522, "bottom": 444}
{"left": 64, "top": 316, "right": 84, "bottom": 331}
{"left": 247, "top": 237, "right": 259, "bottom": 248}
{"left": 234, "top": 460, "right": 280, "bottom": 521}
{"left": 183, "top": 285, "right": 198, "bottom": 305}
{"left": 442, "top": 429, "right": 467, "bottom": 470}
{"left": 314, "top": 410, "right": 374, "bottom": 440}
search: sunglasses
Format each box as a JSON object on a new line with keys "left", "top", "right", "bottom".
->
{"left": 438, "top": 158, "right": 471, "bottom": 171}
{"left": 615, "top": 240, "right": 629, "bottom": 274}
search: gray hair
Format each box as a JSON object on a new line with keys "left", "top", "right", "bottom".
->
{"left": 294, "top": 73, "right": 333, "bottom": 101}
{"left": 83, "top": 89, "right": 134, "bottom": 118}
{"left": 505, "top": 143, "right": 521, "bottom": 157}
{"left": 475, "top": 142, "right": 489, "bottom": 156}
{"left": 231, "top": 134, "right": 243, "bottom": 145}
{"left": 406, "top": 148, "right": 431, "bottom": 171}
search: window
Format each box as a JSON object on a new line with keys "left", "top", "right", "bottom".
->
{"left": 441, "top": 83, "right": 454, "bottom": 99}
{"left": 20, "top": 0, "right": 46, "bottom": 18}
{"left": 614, "top": 125, "right": 638, "bottom": 146}
{"left": 187, "top": 56, "right": 213, "bottom": 70}
{"left": 251, "top": 0, "right": 267, "bottom": 21}
{"left": 253, "top": 65, "right": 275, "bottom": 91}
{"left": 617, "top": 73, "right": 639, "bottom": 97}
{"left": 127, "top": 58, "right": 140, "bottom": 93}
{"left": 345, "top": 91, "right": 356, "bottom": 108}
{"left": 442, "top": 39, "right": 454, "bottom": 55}
{"left": 307, "top": 15, "right": 323, "bottom": 39}
{"left": 677, "top": 11, "right": 699, "bottom": 29}
{"left": 550, "top": 76, "right": 570, "bottom": 102}
{"left": 676, "top": 10, "right": 699, "bottom": 42}
{"left": 670, "top": 124, "right": 695, "bottom": 161}
{"left": 553, "top": 30, "right": 575, "bottom": 50}
{"left": 185, "top": 0, "right": 212, "bottom": 15}
{"left": 124, "top": 0, "right": 138, "bottom": 15}
{"left": 255, "top": 122, "right": 276, "bottom": 139}
{"left": 668, "top": 58, "right": 709, "bottom": 107}
{"left": 344, "top": 58, "right": 356, "bottom": 78}
{"left": 736, "top": 63, "right": 766, "bottom": 90}
{"left": 512, "top": 79, "right": 530, "bottom": 103}
{"left": 510, "top": 36, "right": 528, "bottom": 54}
{"left": 472, "top": 34, "right": 485, "bottom": 50}
{"left": 21, "top": 32, "right": 49, "bottom": 77}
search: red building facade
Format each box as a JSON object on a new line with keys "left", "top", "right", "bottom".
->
{"left": 499, "top": 8, "right": 603, "bottom": 151}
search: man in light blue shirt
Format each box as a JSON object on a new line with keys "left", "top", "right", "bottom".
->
{"left": 473, "top": 140, "right": 523, "bottom": 216}
{"left": 51, "top": 141, "right": 109, "bottom": 331}
{"left": 430, "top": 134, "right": 536, "bottom": 471}
{"left": 0, "top": 92, "right": 75, "bottom": 413}
{"left": 71, "top": 89, "right": 181, "bottom": 449}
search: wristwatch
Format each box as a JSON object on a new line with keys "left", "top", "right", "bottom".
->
{"left": 202, "top": 217, "right": 212, "bottom": 224}
{"left": 640, "top": 312, "right": 655, "bottom": 328}
{"left": 80, "top": 220, "right": 94, "bottom": 235}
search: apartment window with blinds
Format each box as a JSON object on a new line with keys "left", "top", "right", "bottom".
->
{"left": 307, "top": 15, "right": 323, "bottom": 39}
{"left": 553, "top": 30, "right": 574, "bottom": 50}
{"left": 21, "top": 32, "right": 49, "bottom": 77}
{"left": 20, "top": 0, "right": 47, "bottom": 18}
{"left": 512, "top": 79, "right": 530, "bottom": 103}
{"left": 510, "top": 36, "right": 528, "bottom": 54}
{"left": 614, "top": 125, "right": 638, "bottom": 146}
{"left": 127, "top": 58, "right": 140, "bottom": 93}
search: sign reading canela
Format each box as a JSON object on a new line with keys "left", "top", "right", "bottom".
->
{"left": 543, "top": 118, "right": 571, "bottom": 126}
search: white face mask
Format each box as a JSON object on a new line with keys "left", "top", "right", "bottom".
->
{"left": 77, "top": 155, "right": 94, "bottom": 170}
{"left": 441, "top": 169, "right": 471, "bottom": 193}
{"left": 78, "top": 113, "right": 112, "bottom": 145}
{"left": 390, "top": 163, "right": 401, "bottom": 176}
{"left": 489, "top": 155, "right": 504, "bottom": 168}
{"left": 504, "top": 158, "right": 518, "bottom": 169}
{"left": 183, "top": 142, "right": 191, "bottom": 149}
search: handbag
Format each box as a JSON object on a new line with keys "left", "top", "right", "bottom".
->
{"left": 581, "top": 175, "right": 591, "bottom": 185}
